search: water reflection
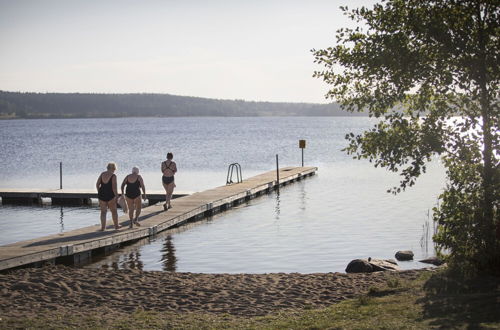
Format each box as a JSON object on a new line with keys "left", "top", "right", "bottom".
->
{"left": 160, "top": 235, "right": 177, "bottom": 272}
{"left": 274, "top": 193, "right": 281, "bottom": 220}
{"left": 298, "top": 182, "right": 307, "bottom": 211}
{"left": 126, "top": 251, "right": 144, "bottom": 270}
{"left": 84, "top": 221, "right": 195, "bottom": 271}
{"left": 100, "top": 251, "right": 144, "bottom": 270}
{"left": 59, "top": 206, "right": 64, "bottom": 233}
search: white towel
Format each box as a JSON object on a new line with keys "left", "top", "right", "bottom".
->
{"left": 117, "top": 195, "right": 128, "bottom": 213}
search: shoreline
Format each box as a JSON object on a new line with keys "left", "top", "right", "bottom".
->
{"left": 0, "top": 265, "right": 432, "bottom": 318}
{"left": 0, "top": 114, "right": 370, "bottom": 120}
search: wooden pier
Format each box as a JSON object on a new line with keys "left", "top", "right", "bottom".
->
{"left": 0, "top": 189, "right": 191, "bottom": 206}
{"left": 0, "top": 166, "right": 317, "bottom": 271}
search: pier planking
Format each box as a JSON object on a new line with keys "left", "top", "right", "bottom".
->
{"left": 0, "top": 166, "right": 317, "bottom": 271}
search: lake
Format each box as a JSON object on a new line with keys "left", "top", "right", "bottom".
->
{"left": 0, "top": 117, "right": 445, "bottom": 273}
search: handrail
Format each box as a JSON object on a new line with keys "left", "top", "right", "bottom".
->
{"left": 226, "top": 163, "right": 242, "bottom": 185}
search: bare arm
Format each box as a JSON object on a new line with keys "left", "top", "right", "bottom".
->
{"left": 96, "top": 174, "right": 101, "bottom": 192}
{"left": 112, "top": 175, "right": 118, "bottom": 198}
{"left": 121, "top": 175, "right": 128, "bottom": 195}
{"left": 172, "top": 162, "right": 178, "bottom": 174}
{"left": 139, "top": 176, "right": 146, "bottom": 199}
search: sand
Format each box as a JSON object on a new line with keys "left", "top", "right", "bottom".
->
{"left": 0, "top": 266, "right": 431, "bottom": 318}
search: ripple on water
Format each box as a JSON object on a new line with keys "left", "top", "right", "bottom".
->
{"left": 1, "top": 117, "right": 444, "bottom": 273}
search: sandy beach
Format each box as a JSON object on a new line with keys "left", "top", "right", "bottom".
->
{"left": 0, "top": 266, "right": 429, "bottom": 318}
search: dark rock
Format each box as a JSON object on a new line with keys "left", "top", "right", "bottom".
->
{"left": 369, "top": 258, "right": 400, "bottom": 272}
{"left": 346, "top": 258, "right": 400, "bottom": 273}
{"left": 419, "top": 256, "right": 444, "bottom": 266}
{"left": 395, "top": 250, "right": 414, "bottom": 261}
{"left": 345, "top": 259, "right": 373, "bottom": 273}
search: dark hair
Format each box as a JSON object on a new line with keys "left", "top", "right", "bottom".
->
{"left": 167, "top": 152, "right": 173, "bottom": 160}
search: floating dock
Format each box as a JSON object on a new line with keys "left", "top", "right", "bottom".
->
{"left": 0, "top": 189, "right": 191, "bottom": 206}
{"left": 0, "top": 166, "right": 317, "bottom": 271}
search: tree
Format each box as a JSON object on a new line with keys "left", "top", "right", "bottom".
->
{"left": 313, "top": 0, "right": 499, "bottom": 273}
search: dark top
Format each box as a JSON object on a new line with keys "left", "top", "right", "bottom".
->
{"left": 125, "top": 176, "right": 142, "bottom": 199}
{"left": 162, "top": 160, "right": 176, "bottom": 174}
{"left": 162, "top": 161, "right": 176, "bottom": 185}
{"left": 98, "top": 174, "right": 115, "bottom": 202}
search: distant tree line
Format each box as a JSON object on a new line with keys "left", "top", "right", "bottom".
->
{"left": 0, "top": 91, "right": 365, "bottom": 118}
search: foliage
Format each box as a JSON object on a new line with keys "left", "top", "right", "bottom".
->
{"left": 0, "top": 91, "right": 349, "bottom": 118}
{"left": 313, "top": 0, "right": 499, "bottom": 273}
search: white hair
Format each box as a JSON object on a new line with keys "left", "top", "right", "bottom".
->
{"left": 132, "top": 166, "right": 140, "bottom": 174}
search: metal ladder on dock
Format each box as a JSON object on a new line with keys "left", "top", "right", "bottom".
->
{"left": 226, "top": 163, "right": 242, "bottom": 184}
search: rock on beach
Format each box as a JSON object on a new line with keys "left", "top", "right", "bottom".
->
{"left": 395, "top": 250, "right": 414, "bottom": 261}
{"left": 419, "top": 256, "right": 445, "bottom": 266}
{"left": 346, "top": 258, "right": 400, "bottom": 273}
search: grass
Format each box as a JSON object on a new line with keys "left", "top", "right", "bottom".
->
{"left": 1, "top": 270, "right": 498, "bottom": 329}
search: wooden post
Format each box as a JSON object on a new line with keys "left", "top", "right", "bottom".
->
{"left": 299, "top": 140, "right": 306, "bottom": 167}
{"left": 276, "top": 154, "right": 280, "bottom": 193}
{"left": 59, "top": 162, "right": 62, "bottom": 189}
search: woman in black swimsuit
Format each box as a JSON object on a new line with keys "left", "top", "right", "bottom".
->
{"left": 96, "top": 162, "right": 120, "bottom": 231}
{"left": 161, "top": 152, "right": 177, "bottom": 211}
{"left": 121, "top": 166, "right": 146, "bottom": 228}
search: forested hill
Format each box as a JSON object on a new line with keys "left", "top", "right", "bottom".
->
{"left": 0, "top": 91, "right": 363, "bottom": 118}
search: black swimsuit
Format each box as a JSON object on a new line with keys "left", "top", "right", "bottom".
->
{"left": 162, "top": 161, "right": 175, "bottom": 185}
{"left": 98, "top": 174, "right": 115, "bottom": 202}
{"left": 162, "top": 176, "right": 174, "bottom": 185}
{"left": 125, "top": 176, "right": 142, "bottom": 199}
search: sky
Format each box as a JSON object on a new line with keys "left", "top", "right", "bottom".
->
{"left": 0, "top": 0, "right": 377, "bottom": 103}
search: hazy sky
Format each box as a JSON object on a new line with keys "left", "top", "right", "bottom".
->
{"left": 0, "top": 0, "right": 377, "bottom": 103}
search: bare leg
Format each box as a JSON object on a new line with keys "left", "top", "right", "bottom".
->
{"left": 134, "top": 197, "right": 142, "bottom": 225}
{"left": 108, "top": 199, "right": 120, "bottom": 229}
{"left": 166, "top": 183, "right": 175, "bottom": 208}
{"left": 126, "top": 197, "right": 135, "bottom": 228}
{"left": 99, "top": 200, "right": 108, "bottom": 231}
{"left": 162, "top": 182, "right": 169, "bottom": 210}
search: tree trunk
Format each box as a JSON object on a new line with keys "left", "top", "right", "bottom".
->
{"left": 476, "top": 2, "right": 497, "bottom": 251}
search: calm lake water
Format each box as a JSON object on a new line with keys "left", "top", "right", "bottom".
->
{"left": 0, "top": 117, "right": 445, "bottom": 273}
